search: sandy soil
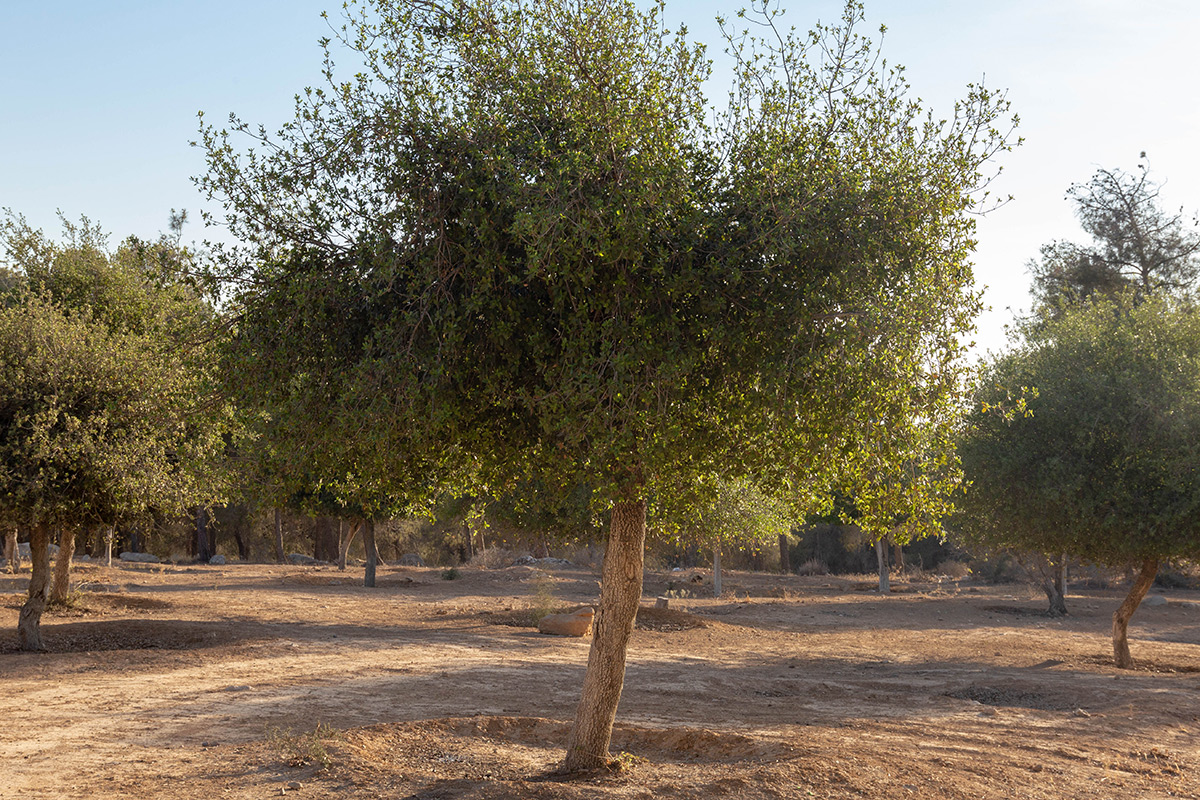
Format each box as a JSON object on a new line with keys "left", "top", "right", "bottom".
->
{"left": 1, "top": 560, "right": 1197, "bottom": 799}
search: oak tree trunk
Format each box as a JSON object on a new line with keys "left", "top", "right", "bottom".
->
{"left": 563, "top": 497, "right": 646, "bottom": 772}
{"left": 363, "top": 520, "right": 378, "bottom": 588}
{"left": 18, "top": 523, "right": 51, "bottom": 651}
{"left": 50, "top": 527, "right": 76, "bottom": 604}
{"left": 195, "top": 507, "right": 212, "bottom": 562}
{"left": 3, "top": 528, "right": 17, "bottom": 574}
{"left": 712, "top": 542, "right": 722, "bottom": 598}
{"left": 1113, "top": 557, "right": 1158, "bottom": 669}
{"left": 312, "top": 516, "right": 340, "bottom": 562}
{"left": 274, "top": 508, "right": 285, "bottom": 563}
{"left": 339, "top": 521, "right": 361, "bottom": 571}
{"left": 1040, "top": 555, "right": 1068, "bottom": 616}
{"left": 778, "top": 533, "right": 791, "bottom": 574}
{"left": 875, "top": 538, "right": 890, "bottom": 594}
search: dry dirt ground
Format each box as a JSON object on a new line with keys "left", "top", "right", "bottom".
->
{"left": 1, "top": 560, "right": 1198, "bottom": 799}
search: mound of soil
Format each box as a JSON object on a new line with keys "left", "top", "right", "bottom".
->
{"left": 0, "top": 619, "right": 254, "bottom": 654}
{"left": 255, "top": 716, "right": 799, "bottom": 799}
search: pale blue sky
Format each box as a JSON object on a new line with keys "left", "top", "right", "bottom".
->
{"left": 3, "top": 1, "right": 1198, "bottom": 352}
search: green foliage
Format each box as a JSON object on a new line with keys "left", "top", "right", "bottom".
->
{"left": 0, "top": 215, "right": 231, "bottom": 530}
{"left": 198, "top": 0, "right": 1016, "bottom": 533}
{"left": 960, "top": 294, "right": 1200, "bottom": 566}
{"left": 1029, "top": 162, "right": 1200, "bottom": 317}
{"left": 671, "top": 476, "right": 791, "bottom": 554}
{"left": 441, "top": 566, "right": 461, "bottom": 580}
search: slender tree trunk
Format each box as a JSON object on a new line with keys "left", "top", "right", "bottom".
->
{"left": 339, "top": 521, "right": 361, "bottom": 571}
{"left": 563, "top": 497, "right": 646, "bottom": 772}
{"left": 18, "top": 523, "right": 51, "bottom": 651}
{"left": 712, "top": 542, "right": 723, "bottom": 598}
{"left": 892, "top": 536, "right": 905, "bottom": 572}
{"left": 363, "top": 520, "right": 377, "bottom": 588}
{"left": 232, "top": 526, "right": 248, "bottom": 561}
{"left": 50, "top": 527, "right": 77, "bottom": 604}
{"left": 3, "top": 528, "right": 17, "bottom": 574}
{"left": 875, "top": 538, "right": 890, "bottom": 594}
{"left": 778, "top": 533, "right": 791, "bottom": 574}
{"left": 105, "top": 526, "right": 114, "bottom": 567}
{"left": 463, "top": 525, "right": 474, "bottom": 563}
{"left": 273, "top": 508, "right": 285, "bottom": 564}
{"left": 195, "top": 507, "right": 212, "bottom": 562}
{"left": 1113, "top": 557, "right": 1158, "bottom": 669}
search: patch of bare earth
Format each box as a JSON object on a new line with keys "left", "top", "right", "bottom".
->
{"left": 0, "top": 563, "right": 1197, "bottom": 799}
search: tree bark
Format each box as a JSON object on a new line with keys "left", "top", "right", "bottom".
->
{"left": 1040, "top": 555, "right": 1068, "bottom": 616}
{"left": 875, "top": 538, "right": 890, "bottom": 594}
{"left": 273, "top": 508, "right": 285, "bottom": 564}
{"left": 50, "top": 527, "right": 76, "bottom": 604}
{"left": 18, "top": 523, "right": 51, "bottom": 651}
{"left": 563, "top": 497, "right": 646, "bottom": 772}
{"left": 778, "top": 533, "right": 791, "bottom": 574}
{"left": 340, "top": 521, "right": 361, "bottom": 571}
{"left": 363, "top": 520, "right": 377, "bottom": 588}
{"left": 312, "top": 516, "right": 339, "bottom": 562}
{"left": 892, "top": 537, "right": 905, "bottom": 572}
{"left": 105, "top": 526, "right": 114, "bottom": 568}
{"left": 195, "top": 506, "right": 212, "bottom": 562}
{"left": 3, "top": 528, "right": 17, "bottom": 574}
{"left": 712, "top": 542, "right": 723, "bottom": 598}
{"left": 1112, "top": 557, "right": 1158, "bottom": 669}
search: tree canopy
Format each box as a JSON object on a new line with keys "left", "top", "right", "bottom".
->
{"left": 1029, "top": 162, "right": 1200, "bottom": 316}
{"left": 960, "top": 295, "right": 1200, "bottom": 666}
{"left": 198, "top": 0, "right": 1016, "bottom": 768}
{"left": 0, "top": 213, "right": 230, "bottom": 648}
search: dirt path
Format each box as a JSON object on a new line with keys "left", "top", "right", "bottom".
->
{"left": 1, "top": 562, "right": 1197, "bottom": 798}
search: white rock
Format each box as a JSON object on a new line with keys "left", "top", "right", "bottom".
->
{"left": 208, "top": 554, "right": 227, "bottom": 565}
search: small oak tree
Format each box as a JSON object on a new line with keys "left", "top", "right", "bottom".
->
{"left": 960, "top": 295, "right": 1200, "bottom": 668}
{"left": 0, "top": 215, "right": 229, "bottom": 648}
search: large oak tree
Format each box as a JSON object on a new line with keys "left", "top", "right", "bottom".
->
{"left": 198, "top": 0, "right": 1015, "bottom": 769}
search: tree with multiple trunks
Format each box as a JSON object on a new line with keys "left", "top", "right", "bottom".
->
{"left": 197, "top": 0, "right": 1015, "bottom": 769}
{"left": 960, "top": 295, "right": 1200, "bottom": 668}
{"left": 0, "top": 214, "right": 229, "bottom": 649}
